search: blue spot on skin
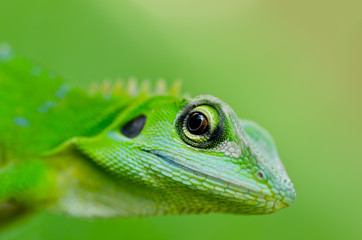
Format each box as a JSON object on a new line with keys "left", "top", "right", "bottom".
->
{"left": 37, "top": 106, "right": 48, "bottom": 113}
{"left": 55, "top": 84, "right": 71, "bottom": 100}
{"left": 30, "top": 66, "right": 42, "bottom": 76}
{"left": 0, "top": 42, "right": 14, "bottom": 62}
{"left": 13, "top": 117, "right": 30, "bottom": 127}
{"left": 37, "top": 100, "right": 58, "bottom": 113}
{"left": 48, "top": 72, "right": 57, "bottom": 79}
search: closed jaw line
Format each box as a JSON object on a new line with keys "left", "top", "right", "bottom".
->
{"left": 145, "top": 150, "right": 271, "bottom": 196}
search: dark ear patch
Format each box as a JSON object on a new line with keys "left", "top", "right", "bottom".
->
{"left": 121, "top": 115, "right": 147, "bottom": 138}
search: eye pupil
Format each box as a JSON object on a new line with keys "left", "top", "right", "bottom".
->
{"left": 187, "top": 112, "right": 208, "bottom": 135}
{"left": 188, "top": 114, "right": 203, "bottom": 130}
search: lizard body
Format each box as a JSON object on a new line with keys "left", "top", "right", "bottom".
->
{"left": 0, "top": 43, "right": 295, "bottom": 225}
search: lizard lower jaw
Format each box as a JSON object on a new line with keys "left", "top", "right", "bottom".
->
{"left": 142, "top": 150, "right": 295, "bottom": 214}
{"left": 274, "top": 195, "right": 295, "bottom": 210}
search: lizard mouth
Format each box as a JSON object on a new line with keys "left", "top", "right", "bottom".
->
{"left": 144, "top": 150, "right": 270, "bottom": 196}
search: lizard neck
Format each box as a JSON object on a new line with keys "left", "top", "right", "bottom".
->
{"left": 44, "top": 145, "right": 162, "bottom": 218}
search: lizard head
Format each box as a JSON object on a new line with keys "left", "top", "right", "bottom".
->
{"left": 77, "top": 95, "right": 295, "bottom": 215}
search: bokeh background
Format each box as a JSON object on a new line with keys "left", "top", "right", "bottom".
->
{"left": 1, "top": 0, "right": 361, "bottom": 239}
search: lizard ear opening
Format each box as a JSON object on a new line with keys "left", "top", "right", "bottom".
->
{"left": 121, "top": 115, "right": 147, "bottom": 138}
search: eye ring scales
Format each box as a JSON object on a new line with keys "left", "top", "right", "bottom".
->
{"left": 176, "top": 100, "right": 229, "bottom": 149}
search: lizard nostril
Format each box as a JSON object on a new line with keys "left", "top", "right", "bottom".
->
{"left": 256, "top": 170, "right": 266, "bottom": 181}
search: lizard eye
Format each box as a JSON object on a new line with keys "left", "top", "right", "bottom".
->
{"left": 187, "top": 112, "right": 208, "bottom": 135}
{"left": 177, "top": 105, "right": 227, "bottom": 148}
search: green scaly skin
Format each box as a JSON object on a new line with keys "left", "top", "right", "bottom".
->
{"left": 0, "top": 43, "right": 295, "bottom": 224}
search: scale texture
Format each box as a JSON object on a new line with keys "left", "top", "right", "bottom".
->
{"left": 0, "top": 43, "right": 295, "bottom": 224}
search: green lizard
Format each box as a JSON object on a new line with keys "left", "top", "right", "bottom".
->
{"left": 0, "top": 43, "right": 295, "bottom": 226}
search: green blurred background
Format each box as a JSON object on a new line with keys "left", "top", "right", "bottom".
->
{"left": 1, "top": 0, "right": 361, "bottom": 239}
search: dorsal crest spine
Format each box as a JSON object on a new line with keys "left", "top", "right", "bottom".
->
{"left": 88, "top": 78, "right": 187, "bottom": 98}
